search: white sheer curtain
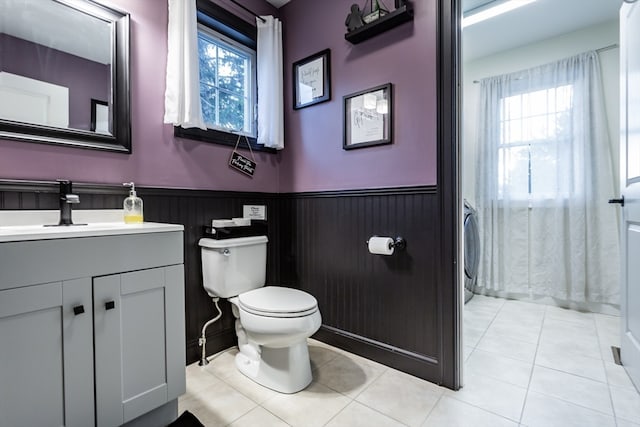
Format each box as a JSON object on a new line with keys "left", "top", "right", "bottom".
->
{"left": 163, "top": 0, "right": 206, "bottom": 129}
{"left": 256, "top": 16, "right": 284, "bottom": 150}
{"left": 475, "top": 51, "right": 619, "bottom": 305}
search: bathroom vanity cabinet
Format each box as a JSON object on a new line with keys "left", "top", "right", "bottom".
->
{"left": 0, "top": 223, "right": 185, "bottom": 427}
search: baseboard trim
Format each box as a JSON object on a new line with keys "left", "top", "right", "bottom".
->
{"left": 313, "top": 325, "right": 441, "bottom": 384}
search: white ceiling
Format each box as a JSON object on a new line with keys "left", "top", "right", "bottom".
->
{"left": 462, "top": 0, "right": 622, "bottom": 61}
{"left": 0, "top": 0, "right": 111, "bottom": 64}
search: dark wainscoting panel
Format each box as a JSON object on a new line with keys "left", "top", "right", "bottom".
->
{"left": 0, "top": 180, "right": 279, "bottom": 365}
{"left": 278, "top": 186, "right": 443, "bottom": 384}
{"left": 1, "top": 181, "right": 449, "bottom": 385}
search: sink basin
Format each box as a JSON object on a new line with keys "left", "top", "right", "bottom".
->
{"left": 0, "top": 210, "right": 183, "bottom": 242}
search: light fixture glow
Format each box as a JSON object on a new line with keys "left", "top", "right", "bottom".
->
{"left": 462, "top": 0, "right": 537, "bottom": 28}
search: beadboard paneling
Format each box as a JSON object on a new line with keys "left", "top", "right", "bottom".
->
{"left": 279, "top": 187, "right": 443, "bottom": 383}
{"left": 0, "top": 181, "right": 451, "bottom": 385}
{"left": 0, "top": 180, "right": 279, "bottom": 365}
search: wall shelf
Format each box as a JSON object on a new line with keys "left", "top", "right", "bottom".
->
{"left": 345, "top": 5, "right": 414, "bottom": 44}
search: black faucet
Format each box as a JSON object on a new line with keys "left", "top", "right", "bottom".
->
{"left": 57, "top": 179, "right": 80, "bottom": 225}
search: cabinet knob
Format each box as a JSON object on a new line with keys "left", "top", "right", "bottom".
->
{"left": 105, "top": 301, "right": 116, "bottom": 310}
{"left": 73, "top": 305, "right": 85, "bottom": 315}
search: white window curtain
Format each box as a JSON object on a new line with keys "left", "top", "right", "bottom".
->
{"left": 163, "top": 0, "right": 206, "bottom": 129}
{"left": 475, "top": 51, "right": 620, "bottom": 305}
{"left": 256, "top": 16, "right": 284, "bottom": 150}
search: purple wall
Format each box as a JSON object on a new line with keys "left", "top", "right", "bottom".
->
{"left": 0, "top": 0, "right": 437, "bottom": 193}
{"left": 0, "top": 0, "right": 280, "bottom": 192}
{"left": 1, "top": 34, "right": 109, "bottom": 131}
{"left": 278, "top": 0, "right": 438, "bottom": 192}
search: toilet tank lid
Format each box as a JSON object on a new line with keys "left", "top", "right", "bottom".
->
{"left": 199, "top": 235, "right": 268, "bottom": 248}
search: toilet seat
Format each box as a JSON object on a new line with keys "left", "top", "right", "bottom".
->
{"left": 238, "top": 286, "right": 318, "bottom": 318}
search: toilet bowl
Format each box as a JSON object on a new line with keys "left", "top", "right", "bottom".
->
{"left": 199, "top": 236, "right": 321, "bottom": 393}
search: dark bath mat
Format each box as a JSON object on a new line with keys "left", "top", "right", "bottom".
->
{"left": 167, "top": 411, "right": 205, "bottom": 427}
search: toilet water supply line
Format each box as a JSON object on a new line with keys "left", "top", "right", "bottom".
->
{"left": 198, "top": 297, "right": 222, "bottom": 366}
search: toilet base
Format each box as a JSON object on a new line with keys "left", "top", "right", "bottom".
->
{"left": 235, "top": 340, "right": 313, "bottom": 394}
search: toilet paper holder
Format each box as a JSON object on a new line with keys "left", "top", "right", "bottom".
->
{"left": 366, "top": 236, "right": 406, "bottom": 251}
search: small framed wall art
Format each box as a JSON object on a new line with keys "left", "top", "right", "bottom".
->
{"left": 343, "top": 83, "right": 392, "bottom": 150}
{"left": 293, "top": 49, "right": 331, "bottom": 109}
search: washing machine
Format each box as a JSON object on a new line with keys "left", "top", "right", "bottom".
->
{"left": 464, "top": 200, "right": 480, "bottom": 304}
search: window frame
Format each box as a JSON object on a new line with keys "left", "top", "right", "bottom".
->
{"left": 496, "top": 82, "right": 575, "bottom": 201}
{"left": 174, "top": 0, "right": 275, "bottom": 153}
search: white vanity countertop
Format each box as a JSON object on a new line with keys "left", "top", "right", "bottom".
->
{"left": 0, "top": 210, "right": 184, "bottom": 242}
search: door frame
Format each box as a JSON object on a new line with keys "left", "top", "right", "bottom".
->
{"left": 437, "top": 0, "right": 462, "bottom": 390}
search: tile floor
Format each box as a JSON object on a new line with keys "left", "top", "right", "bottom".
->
{"left": 180, "top": 295, "right": 640, "bottom": 426}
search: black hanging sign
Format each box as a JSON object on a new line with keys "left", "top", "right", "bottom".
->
{"left": 229, "top": 134, "right": 257, "bottom": 177}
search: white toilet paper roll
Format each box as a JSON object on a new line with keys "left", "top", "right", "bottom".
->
{"left": 368, "top": 237, "right": 395, "bottom": 255}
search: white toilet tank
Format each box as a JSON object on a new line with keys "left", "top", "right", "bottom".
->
{"left": 199, "top": 235, "right": 268, "bottom": 298}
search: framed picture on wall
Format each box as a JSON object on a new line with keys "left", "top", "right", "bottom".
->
{"left": 343, "top": 83, "right": 392, "bottom": 150}
{"left": 293, "top": 49, "right": 331, "bottom": 109}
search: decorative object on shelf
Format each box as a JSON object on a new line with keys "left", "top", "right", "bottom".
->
{"left": 293, "top": 49, "right": 331, "bottom": 109}
{"left": 343, "top": 83, "right": 393, "bottom": 150}
{"left": 362, "top": 0, "right": 389, "bottom": 24}
{"left": 345, "top": 0, "right": 414, "bottom": 44}
{"left": 229, "top": 133, "right": 257, "bottom": 177}
{"left": 345, "top": 4, "right": 365, "bottom": 31}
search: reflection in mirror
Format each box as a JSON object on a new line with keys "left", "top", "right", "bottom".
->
{"left": 0, "top": 0, "right": 131, "bottom": 153}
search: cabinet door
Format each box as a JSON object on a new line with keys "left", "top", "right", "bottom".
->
{"left": 0, "top": 279, "right": 94, "bottom": 427}
{"left": 94, "top": 266, "right": 185, "bottom": 427}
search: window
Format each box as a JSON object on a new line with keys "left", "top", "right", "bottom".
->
{"left": 174, "top": 0, "right": 272, "bottom": 151}
{"left": 497, "top": 84, "right": 574, "bottom": 199}
{"left": 198, "top": 25, "right": 256, "bottom": 137}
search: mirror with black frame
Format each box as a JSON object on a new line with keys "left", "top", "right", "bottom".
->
{"left": 0, "top": 0, "right": 131, "bottom": 153}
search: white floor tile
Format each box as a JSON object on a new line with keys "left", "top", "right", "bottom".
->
{"left": 201, "top": 347, "right": 239, "bottom": 381}
{"left": 545, "top": 306, "right": 595, "bottom": 328}
{"left": 228, "top": 406, "right": 290, "bottom": 427}
{"left": 598, "top": 333, "right": 621, "bottom": 363}
{"left": 528, "top": 366, "right": 613, "bottom": 415}
{"left": 422, "top": 395, "right": 518, "bottom": 427}
{"left": 465, "top": 295, "right": 506, "bottom": 313}
{"left": 520, "top": 391, "right": 615, "bottom": 427}
{"left": 356, "top": 369, "right": 444, "bottom": 427}
{"left": 594, "top": 313, "right": 620, "bottom": 337}
{"left": 179, "top": 378, "right": 257, "bottom": 427}
{"left": 184, "top": 362, "right": 220, "bottom": 395}
{"left": 537, "top": 332, "right": 602, "bottom": 360}
{"left": 475, "top": 333, "right": 538, "bottom": 363}
{"left": 325, "top": 401, "right": 406, "bottom": 427}
{"left": 261, "top": 382, "right": 351, "bottom": 427}
{"left": 464, "top": 309, "right": 497, "bottom": 331}
{"left": 448, "top": 372, "right": 527, "bottom": 421}
{"left": 610, "top": 385, "right": 640, "bottom": 424}
{"left": 483, "top": 320, "right": 541, "bottom": 345}
{"left": 465, "top": 349, "right": 533, "bottom": 388}
{"left": 464, "top": 324, "right": 487, "bottom": 348}
{"left": 309, "top": 342, "right": 341, "bottom": 372}
{"left": 314, "top": 352, "right": 387, "bottom": 398}
{"left": 463, "top": 345, "right": 474, "bottom": 362}
{"left": 534, "top": 346, "right": 606, "bottom": 383}
{"left": 217, "top": 365, "right": 282, "bottom": 404}
{"left": 604, "top": 362, "right": 636, "bottom": 389}
{"left": 615, "top": 418, "right": 640, "bottom": 427}
{"left": 177, "top": 296, "right": 632, "bottom": 427}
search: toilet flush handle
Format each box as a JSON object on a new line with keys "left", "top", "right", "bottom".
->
{"left": 222, "top": 249, "right": 231, "bottom": 256}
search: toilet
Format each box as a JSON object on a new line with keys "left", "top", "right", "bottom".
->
{"left": 199, "top": 235, "right": 321, "bottom": 393}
